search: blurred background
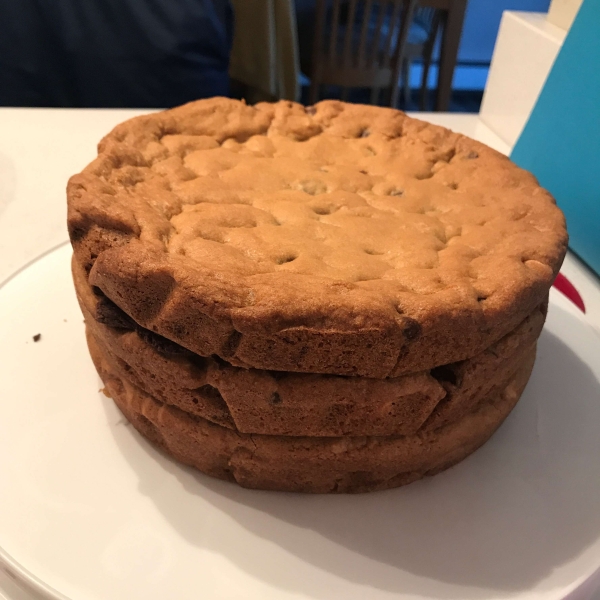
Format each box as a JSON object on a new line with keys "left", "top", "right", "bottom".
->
{"left": 0, "top": 0, "right": 551, "bottom": 113}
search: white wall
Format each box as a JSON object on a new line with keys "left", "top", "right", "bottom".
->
{"left": 457, "top": 0, "right": 551, "bottom": 63}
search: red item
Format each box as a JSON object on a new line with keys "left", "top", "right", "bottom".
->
{"left": 553, "top": 273, "right": 586, "bottom": 313}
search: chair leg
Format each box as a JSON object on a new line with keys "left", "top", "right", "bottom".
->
{"left": 309, "top": 79, "right": 320, "bottom": 105}
{"left": 390, "top": 58, "right": 409, "bottom": 109}
{"left": 309, "top": 0, "right": 327, "bottom": 106}
{"left": 402, "top": 58, "right": 411, "bottom": 107}
{"left": 420, "top": 12, "right": 440, "bottom": 111}
{"left": 389, "top": 0, "right": 417, "bottom": 108}
{"left": 435, "top": 0, "right": 467, "bottom": 111}
{"left": 390, "top": 80, "right": 400, "bottom": 108}
{"left": 370, "top": 86, "right": 380, "bottom": 105}
{"left": 420, "top": 55, "right": 432, "bottom": 111}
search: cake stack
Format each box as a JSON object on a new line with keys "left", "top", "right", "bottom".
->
{"left": 68, "top": 99, "right": 567, "bottom": 493}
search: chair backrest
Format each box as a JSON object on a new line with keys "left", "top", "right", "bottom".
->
{"left": 309, "top": 0, "right": 417, "bottom": 105}
{"left": 412, "top": 6, "right": 438, "bottom": 33}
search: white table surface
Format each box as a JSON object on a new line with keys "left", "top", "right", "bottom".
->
{"left": 0, "top": 108, "right": 599, "bottom": 600}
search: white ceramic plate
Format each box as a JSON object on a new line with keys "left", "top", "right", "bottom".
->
{"left": 1, "top": 244, "right": 600, "bottom": 600}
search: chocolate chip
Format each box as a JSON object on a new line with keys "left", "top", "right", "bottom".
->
{"left": 95, "top": 297, "right": 136, "bottom": 330}
{"left": 68, "top": 226, "right": 87, "bottom": 242}
{"left": 467, "top": 151, "right": 479, "bottom": 159}
{"left": 402, "top": 318, "right": 421, "bottom": 340}
{"left": 196, "top": 384, "right": 225, "bottom": 401}
{"left": 269, "top": 370, "right": 287, "bottom": 381}
{"left": 33, "top": 333, "right": 41, "bottom": 342}
{"left": 359, "top": 128, "right": 370, "bottom": 138}
{"left": 270, "top": 392, "right": 282, "bottom": 405}
{"left": 305, "top": 106, "right": 317, "bottom": 115}
{"left": 222, "top": 330, "right": 242, "bottom": 357}
{"left": 312, "top": 205, "right": 332, "bottom": 215}
{"left": 137, "top": 328, "right": 189, "bottom": 355}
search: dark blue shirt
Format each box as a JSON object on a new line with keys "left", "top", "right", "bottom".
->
{"left": 0, "top": 0, "right": 233, "bottom": 107}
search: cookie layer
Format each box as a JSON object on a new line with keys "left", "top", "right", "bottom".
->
{"left": 76, "top": 254, "right": 544, "bottom": 437}
{"left": 88, "top": 332, "right": 535, "bottom": 493}
{"left": 69, "top": 99, "right": 566, "bottom": 377}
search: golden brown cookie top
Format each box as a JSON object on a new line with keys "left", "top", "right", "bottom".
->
{"left": 68, "top": 98, "right": 567, "bottom": 377}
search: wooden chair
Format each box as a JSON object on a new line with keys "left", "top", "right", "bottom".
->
{"left": 416, "top": 0, "right": 468, "bottom": 111}
{"left": 308, "top": 0, "right": 418, "bottom": 107}
{"left": 399, "top": 6, "right": 442, "bottom": 110}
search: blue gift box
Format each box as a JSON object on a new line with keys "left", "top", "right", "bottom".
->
{"left": 510, "top": 0, "right": 600, "bottom": 277}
